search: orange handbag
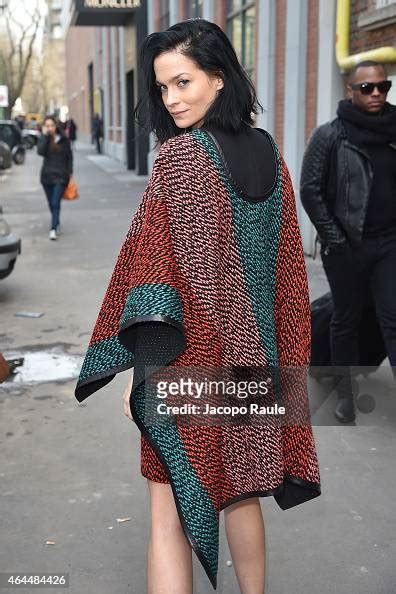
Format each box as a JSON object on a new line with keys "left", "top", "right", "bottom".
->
{"left": 62, "top": 176, "right": 79, "bottom": 200}
{"left": 0, "top": 353, "right": 10, "bottom": 383}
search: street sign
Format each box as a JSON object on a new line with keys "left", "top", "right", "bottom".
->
{"left": 0, "top": 85, "right": 8, "bottom": 108}
{"left": 73, "top": 0, "right": 142, "bottom": 26}
{"left": 83, "top": 0, "right": 140, "bottom": 6}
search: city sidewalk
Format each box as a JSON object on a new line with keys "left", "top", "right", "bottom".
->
{"left": 74, "top": 139, "right": 151, "bottom": 186}
{"left": 0, "top": 146, "right": 395, "bottom": 594}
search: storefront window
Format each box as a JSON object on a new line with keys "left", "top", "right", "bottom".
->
{"left": 226, "top": 0, "right": 256, "bottom": 81}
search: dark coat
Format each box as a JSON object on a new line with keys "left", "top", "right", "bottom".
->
{"left": 91, "top": 116, "right": 103, "bottom": 138}
{"left": 65, "top": 119, "right": 77, "bottom": 141}
{"left": 300, "top": 117, "right": 380, "bottom": 249}
{"left": 37, "top": 133, "right": 73, "bottom": 186}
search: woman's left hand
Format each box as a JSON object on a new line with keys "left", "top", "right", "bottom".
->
{"left": 122, "top": 372, "right": 134, "bottom": 421}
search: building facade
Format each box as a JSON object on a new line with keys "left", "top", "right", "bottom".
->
{"left": 62, "top": 0, "right": 148, "bottom": 173}
{"left": 43, "top": 0, "right": 67, "bottom": 117}
{"left": 62, "top": 0, "right": 396, "bottom": 254}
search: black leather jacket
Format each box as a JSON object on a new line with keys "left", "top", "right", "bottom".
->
{"left": 300, "top": 117, "right": 377, "bottom": 250}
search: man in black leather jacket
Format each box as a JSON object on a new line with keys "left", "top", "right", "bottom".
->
{"left": 300, "top": 60, "right": 396, "bottom": 423}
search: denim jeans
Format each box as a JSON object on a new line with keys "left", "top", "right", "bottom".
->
{"left": 320, "top": 228, "right": 396, "bottom": 375}
{"left": 42, "top": 183, "right": 65, "bottom": 230}
{"left": 95, "top": 136, "right": 102, "bottom": 154}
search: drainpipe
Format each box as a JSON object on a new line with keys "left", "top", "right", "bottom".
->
{"left": 336, "top": 0, "right": 396, "bottom": 72}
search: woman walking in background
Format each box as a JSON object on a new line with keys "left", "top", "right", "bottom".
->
{"left": 37, "top": 115, "right": 73, "bottom": 240}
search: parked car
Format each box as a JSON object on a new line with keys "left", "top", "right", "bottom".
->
{"left": 0, "top": 205, "right": 21, "bottom": 280}
{"left": 22, "top": 128, "right": 40, "bottom": 149}
{"left": 25, "top": 113, "right": 42, "bottom": 130}
{"left": 0, "top": 140, "right": 12, "bottom": 170}
{"left": 0, "top": 121, "right": 26, "bottom": 165}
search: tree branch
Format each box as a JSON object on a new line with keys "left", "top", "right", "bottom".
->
{"left": 2, "top": 0, "right": 43, "bottom": 111}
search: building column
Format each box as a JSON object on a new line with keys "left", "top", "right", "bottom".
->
{"left": 317, "top": 0, "right": 343, "bottom": 126}
{"left": 135, "top": 0, "right": 149, "bottom": 175}
{"left": 203, "top": 0, "right": 215, "bottom": 21}
{"left": 147, "top": 0, "right": 156, "bottom": 172}
{"left": 120, "top": 26, "right": 127, "bottom": 166}
{"left": 255, "top": 0, "right": 276, "bottom": 135}
{"left": 94, "top": 27, "right": 101, "bottom": 130}
{"left": 169, "top": 0, "right": 178, "bottom": 25}
{"left": 283, "top": 0, "right": 312, "bottom": 254}
{"left": 300, "top": 0, "right": 343, "bottom": 254}
{"left": 102, "top": 28, "right": 110, "bottom": 154}
{"left": 110, "top": 26, "right": 117, "bottom": 158}
{"left": 147, "top": 0, "right": 155, "bottom": 33}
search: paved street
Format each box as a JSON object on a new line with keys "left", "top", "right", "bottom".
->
{"left": 0, "top": 145, "right": 395, "bottom": 594}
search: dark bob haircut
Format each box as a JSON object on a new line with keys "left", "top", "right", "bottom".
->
{"left": 347, "top": 59, "right": 388, "bottom": 83}
{"left": 133, "top": 18, "right": 263, "bottom": 145}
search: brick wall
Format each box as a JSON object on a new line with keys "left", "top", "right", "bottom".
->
{"left": 350, "top": 0, "right": 396, "bottom": 53}
{"left": 64, "top": 27, "right": 96, "bottom": 140}
{"left": 41, "top": 38, "right": 67, "bottom": 114}
{"left": 305, "top": 0, "right": 319, "bottom": 142}
{"left": 274, "top": 0, "right": 286, "bottom": 151}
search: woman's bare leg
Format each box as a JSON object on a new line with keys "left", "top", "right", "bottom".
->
{"left": 224, "top": 497, "right": 266, "bottom": 594}
{"left": 147, "top": 480, "right": 193, "bottom": 594}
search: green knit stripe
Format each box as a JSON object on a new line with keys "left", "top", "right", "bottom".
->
{"left": 193, "top": 128, "right": 283, "bottom": 368}
{"left": 78, "top": 336, "right": 134, "bottom": 382}
{"left": 133, "top": 380, "right": 219, "bottom": 580}
{"left": 120, "top": 282, "right": 183, "bottom": 326}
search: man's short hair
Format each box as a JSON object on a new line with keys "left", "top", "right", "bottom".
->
{"left": 348, "top": 60, "right": 388, "bottom": 83}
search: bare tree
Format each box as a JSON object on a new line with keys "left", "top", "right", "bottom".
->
{"left": 0, "top": 0, "right": 43, "bottom": 118}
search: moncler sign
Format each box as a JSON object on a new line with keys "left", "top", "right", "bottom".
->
{"left": 73, "top": 0, "right": 142, "bottom": 25}
{"left": 84, "top": 0, "right": 141, "bottom": 7}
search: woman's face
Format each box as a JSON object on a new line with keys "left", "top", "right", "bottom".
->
{"left": 154, "top": 50, "right": 224, "bottom": 130}
{"left": 44, "top": 119, "right": 57, "bottom": 135}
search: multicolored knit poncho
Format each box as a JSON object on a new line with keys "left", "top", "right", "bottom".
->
{"left": 74, "top": 127, "right": 321, "bottom": 590}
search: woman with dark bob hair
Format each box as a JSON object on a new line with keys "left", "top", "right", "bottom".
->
{"left": 75, "top": 18, "right": 321, "bottom": 594}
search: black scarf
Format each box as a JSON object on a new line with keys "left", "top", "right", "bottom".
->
{"left": 336, "top": 98, "right": 396, "bottom": 146}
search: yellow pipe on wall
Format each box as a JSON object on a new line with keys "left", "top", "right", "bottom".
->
{"left": 336, "top": 0, "right": 396, "bottom": 73}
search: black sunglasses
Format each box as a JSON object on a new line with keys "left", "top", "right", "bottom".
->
{"left": 351, "top": 80, "right": 392, "bottom": 95}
